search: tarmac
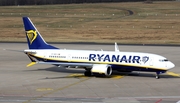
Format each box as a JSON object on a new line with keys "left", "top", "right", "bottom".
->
{"left": 0, "top": 43, "right": 180, "bottom": 103}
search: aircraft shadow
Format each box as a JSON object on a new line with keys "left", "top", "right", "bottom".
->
{"left": 113, "top": 71, "right": 180, "bottom": 79}
{"left": 24, "top": 66, "right": 179, "bottom": 79}
{"left": 25, "top": 66, "right": 84, "bottom": 73}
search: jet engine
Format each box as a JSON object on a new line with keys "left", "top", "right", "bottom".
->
{"left": 91, "top": 64, "right": 112, "bottom": 76}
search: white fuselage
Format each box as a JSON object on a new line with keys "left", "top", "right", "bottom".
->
{"left": 25, "top": 49, "right": 175, "bottom": 71}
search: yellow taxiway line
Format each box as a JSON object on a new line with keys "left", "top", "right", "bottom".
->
{"left": 110, "top": 75, "right": 124, "bottom": 79}
{"left": 23, "top": 77, "right": 90, "bottom": 103}
{"left": 166, "top": 72, "right": 180, "bottom": 77}
{"left": 36, "top": 88, "right": 54, "bottom": 92}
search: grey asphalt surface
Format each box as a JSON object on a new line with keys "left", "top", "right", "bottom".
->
{"left": 0, "top": 43, "right": 180, "bottom": 103}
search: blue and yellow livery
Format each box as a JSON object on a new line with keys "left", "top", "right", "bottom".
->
{"left": 23, "top": 17, "right": 58, "bottom": 49}
{"left": 23, "top": 17, "right": 175, "bottom": 79}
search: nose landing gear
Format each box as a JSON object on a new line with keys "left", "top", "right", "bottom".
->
{"left": 155, "top": 71, "right": 166, "bottom": 79}
{"left": 155, "top": 74, "right": 160, "bottom": 79}
{"left": 155, "top": 72, "right": 160, "bottom": 79}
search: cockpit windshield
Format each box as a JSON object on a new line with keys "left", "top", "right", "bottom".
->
{"left": 159, "top": 59, "right": 169, "bottom": 62}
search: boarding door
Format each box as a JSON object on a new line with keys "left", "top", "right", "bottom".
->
{"left": 67, "top": 54, "right": 72, "bottom": 62}
{"left": 149, "top": 58, "right": 153, "bottom": 66}
{"left": 43, "top": 52, "right": 48, "bottom": 61}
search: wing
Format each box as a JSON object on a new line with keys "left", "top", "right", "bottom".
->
{"left": 27, "top": 61, "right": 93, "bottom": 68}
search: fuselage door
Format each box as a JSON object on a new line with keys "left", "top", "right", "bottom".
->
{"left": 149, "top": 58, "right": 153, "bottom": 66}
{"left": 67, "top": 54, "right": 71, "bottom": 62}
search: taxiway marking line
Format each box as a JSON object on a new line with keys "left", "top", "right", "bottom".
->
{"left": 67, "top": 74, "right": 87, "bottom": 78}
{"left": 22, "top": 77, "right": 90, "bottom": 103}
{"left": 36, "top": 88, "right": 54, "bottom": 92}
{"left": 111, "top": 75, "right": 124, "bottom": 79}
{"left": 166, "top": 72, "right": 180, "bottom": 77}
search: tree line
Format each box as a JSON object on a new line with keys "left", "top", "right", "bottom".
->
{"left": 0, "top": 0, "right": 175, "bottom": 6}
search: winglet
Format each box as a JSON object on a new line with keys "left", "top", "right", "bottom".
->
{"left": 115, "top": 42, "right": 120, "bottom": 52}
{"left": 27, "top": 62, "right": 37, "bottom": 67}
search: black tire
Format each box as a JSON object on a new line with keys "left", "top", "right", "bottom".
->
{"left": 84, "top": 71, "right": 92, "bottom": 76}
{"left": 156, "top": 75, "right": 160, "bottom": 79}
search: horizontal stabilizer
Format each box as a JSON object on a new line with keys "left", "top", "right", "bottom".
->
{"left": 27, "top": 62, "right": 37, "bottom": 67}
{"left": 3, "top": 49, "right": 24, "bottom": 52}
{"left": 24, "top": 50, "right": 37, "bottom": 54}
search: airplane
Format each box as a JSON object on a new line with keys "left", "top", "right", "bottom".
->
{"left": 23, "top": 17, "right": 175, "bottom": 79}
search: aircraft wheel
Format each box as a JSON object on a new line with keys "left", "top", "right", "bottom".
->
{"left": 155, "top": 75, "right": 160, "bottom": 79}
{"left": 156, "top": 75, "right": 160, "bottom": 79}
{"left": 84, "top": 71, "right": 92, "bottom": 76}
{"left": 155, "top": 73, "right": 160, "bottom": 79}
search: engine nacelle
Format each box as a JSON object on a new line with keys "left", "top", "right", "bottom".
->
{"left": 91, "top": 64, "right": 112, "bottom": 76}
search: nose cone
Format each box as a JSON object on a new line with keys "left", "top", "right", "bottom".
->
{"left": 167, "top": 62, "right": 175, "bottom": 70}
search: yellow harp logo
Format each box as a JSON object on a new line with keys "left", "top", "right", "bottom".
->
{"left": 26, "top": 30, "right": 37, "bottom": 44}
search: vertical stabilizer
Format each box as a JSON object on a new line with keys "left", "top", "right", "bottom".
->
{"left": 22, "top": 17, "right": 58, "bottom": 49}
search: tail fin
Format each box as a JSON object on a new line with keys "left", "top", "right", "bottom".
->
{"left": 22, "top": 17, "right": 58, "bottom": 49}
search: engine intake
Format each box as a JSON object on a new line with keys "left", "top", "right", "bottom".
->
{"left": 91, "top": 64, "right": 112, "bottom": 76}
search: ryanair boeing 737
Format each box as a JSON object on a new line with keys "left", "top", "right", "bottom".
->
{"left": 23, "top": 17, "right": 175, "bottom": 79}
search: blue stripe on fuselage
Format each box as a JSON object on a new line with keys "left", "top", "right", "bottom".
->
{"left": 29, "top": 54, "right": 165, "bottom": 72}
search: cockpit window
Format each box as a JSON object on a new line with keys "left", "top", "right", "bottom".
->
{"left": 159, "top": 59, "right": 169, "bottom": 62}
{"left": 164, "top": 59, "right": 168, "bottom": 61}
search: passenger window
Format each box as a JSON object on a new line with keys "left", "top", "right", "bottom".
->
{"left": 159, "top": 59, "right": 168, "bottom": 62}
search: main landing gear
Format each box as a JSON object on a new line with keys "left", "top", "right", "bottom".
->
{"left": 84, "top": 70, "right": 92, "bottom": 77}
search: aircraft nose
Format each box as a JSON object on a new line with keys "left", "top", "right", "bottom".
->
{"left": 168, "top": 62, "right": 175, "bottom": 69}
